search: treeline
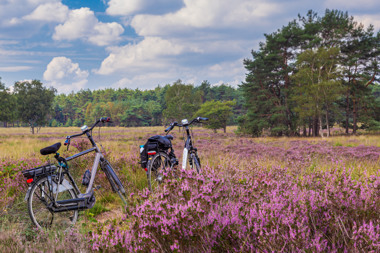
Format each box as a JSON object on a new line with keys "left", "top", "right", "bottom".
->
{"left": 239, "top": 9, "right": 380, "bottom": 136}
{"left": 52, "top": 79, "right": 242, "bottom": 129}
{"left": 0, "top": 79, "right": 242, "bottom": 133}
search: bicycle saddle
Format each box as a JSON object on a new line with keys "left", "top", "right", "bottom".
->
{"left": 164, "top": 135, "right": 174, "bottom": 140}
{"left": 40, "top": 142, "right": 61, "bottom": 155}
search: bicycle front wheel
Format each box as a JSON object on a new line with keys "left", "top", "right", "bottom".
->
{"left": 190, "top": 153, "right": 201, "bottom": 173}
{"left": 28, "top": 176, "right": 78, "bottom": 231}
{"left": 147, "top": 152, "right": 171, "bottom": 192}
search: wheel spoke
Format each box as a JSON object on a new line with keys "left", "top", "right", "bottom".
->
{"left": 28, "top": 177, "right": 78, "bottom": 231}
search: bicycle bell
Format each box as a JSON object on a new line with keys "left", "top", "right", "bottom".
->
{"left": 81, "top": 125, "right": 88, "bottom": 132}
{"left": 181, "top": 119, "right": 188, "bottom": 125}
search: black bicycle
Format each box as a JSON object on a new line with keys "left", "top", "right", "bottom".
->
{"left": 22, "top": 117, "right": 127, "bottom": 230}
{"left": 140, "top": 135, "right": 178, "bottom": 191}
{"left": 165, "top": 117, "right": 208, "bottom": 173}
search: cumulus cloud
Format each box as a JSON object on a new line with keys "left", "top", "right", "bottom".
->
{"left": 96, "top": 37, "right": 185, "bottom": 74}
{"left": 53, "top": 7, "right": 124, "bottom": 46}
{"left": 130, "top": 0, "right": 281, "bottom": 36}
{"left": 0, "top": 0, "right": 56, "bottom": 27}
{"left": 97, "top": 0, "right": 283, "bottom": 88}
{"left": 43, "top": 57, "right": 89, "bottom": 93}
{"left": 106, "top": 0, "right": 183, "bottom": 16}
{"left": 106, "top": 0, "right": 143, "bottom": 16}
{"left": 23, "top": 2, "right": 69, "bottom": 22}
{"left": 354, "top": 14, "right": 380, "bottom": 30}
{"left": 111, "top": 72, "right": 176, "bottom": 90}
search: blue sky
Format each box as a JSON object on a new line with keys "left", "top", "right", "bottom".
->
{"left": 0, "top": 0, "right": 379, "bottom": 93}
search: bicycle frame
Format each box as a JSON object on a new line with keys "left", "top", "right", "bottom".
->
{"left": 182, "top": 126, "right": 194, "bottom": 170}
{"left": 26, "top": 119, "right": 127, "bottom": 213}
{"left": 165, "top": 117, "right": 208, "bottom": 170}
{"left": 61, "top": 126, "right": 127, "bottom": 206}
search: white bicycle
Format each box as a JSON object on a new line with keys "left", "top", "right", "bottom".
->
{"left": 164, "top": 117, "right": 208, "bottom": 173}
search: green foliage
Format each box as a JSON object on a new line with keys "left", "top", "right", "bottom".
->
{"left": 194, "top": 100, "right": 235, "bottom": 133}
{"left": 163, "top": 80, "right": 202, "bottom": 123}
{"left": 65, "top": 118, "right": 73, "bottom": 127}
{"left": 51, "top": 119, "right": 58, "bottom": 127}
{"left": 73, "top": 118, "right": 82, "bottom": 127}
{"left": 13, "top": 80, "right": 56, "bottom": 134}
{"left": 0, "top": 78, "right": 15, "bottom": 126}
{"left": 240, "top": 9, "right": 379, "bottom": 137}
{"left": 0, "top": 76, "right": 243, "bottom": 129}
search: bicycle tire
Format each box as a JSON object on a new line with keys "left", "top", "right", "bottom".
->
{"left": 190, "top": 153, "right": 201, "bottom": 173}
{"left": 147, "top": 152, "right": 171, "bottom": 192}
{"left": 28, "top": 176, "right": 78, "bottom": 231}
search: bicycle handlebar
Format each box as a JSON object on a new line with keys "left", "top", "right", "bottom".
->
{"left": 164, "top": 117, "right": 208, "bottom": 133}
{"left": 64, "top": 117, "right": 112, "bottom": 146}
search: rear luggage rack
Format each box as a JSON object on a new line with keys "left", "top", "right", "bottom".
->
{"left": 22, "top": 164, "right": 57, "bottom": 179}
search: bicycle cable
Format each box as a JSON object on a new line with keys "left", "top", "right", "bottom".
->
{"left": 98, "top": 125, "right": 104, "bottom": 152}
{"left": 190, "top": 125, "right": 196, "bottom": 147}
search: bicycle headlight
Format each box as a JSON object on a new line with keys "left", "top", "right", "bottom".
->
{"left": 181, "top": 119, "right": 188, "bottom": 125}
{"left": 81, "top": 125, "right": 88, "bottom": 132}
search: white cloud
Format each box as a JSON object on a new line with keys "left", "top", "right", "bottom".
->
{"left": 104, "top": 58, "right": 245, "bottom": 90}
{"left": 354, "top": 14, "right": 380, "bottom": 30}
{"left": 0, "top": 66, "right": 33, "bottom": 72}
{"left": 323, "top": 0, "right": 379, "bottom": 9}
{"left": 53, "top": 7, "right": 124, "bottom": 46}
{"left": 43, "top": 56, "right": 88, "bottom": 93}
{"left": 207, "top": 58, "right": 245, "bottom": 85}
{"left": 0, "top": 0, "right": 58, "bottom": 27}
{"left": 130, "top": 0, "right": 281, "bottom": 36}
{"left": 111, "top": 72, "right": 175, "bottom": 90}
{"left": 96, "top": 37, "right": 185, "bottom": 74}
{"left": 106, "top": 0, "right": 143, "bottom": 16}
{"left": 106, "top": 0, "right": 184, "bottom": 16}
{"left": 23, "top": 2, "right": 69, "bottom": 22}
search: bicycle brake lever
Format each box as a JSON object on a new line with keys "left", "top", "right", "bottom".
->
{"left": 64, "top": 137, "right": 70, "bottom": 151}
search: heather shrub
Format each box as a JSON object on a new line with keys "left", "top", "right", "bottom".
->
{"left": 91, "top": 166, "right": 380, "bottom": 252}
{"left": 1, "top": 127, "right": 379, "bottom": 252}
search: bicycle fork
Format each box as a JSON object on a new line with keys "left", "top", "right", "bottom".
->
{"left": 101, "top": 160, "right": 127, "bottom": 205}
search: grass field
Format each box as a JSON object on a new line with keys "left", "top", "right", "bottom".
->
{"left": 0, "top": 126, "right": 379, "bottom": 252}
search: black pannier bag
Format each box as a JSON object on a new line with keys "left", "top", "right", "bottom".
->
{"left": 140, "top": 135, "right": 172, "bottom": 169}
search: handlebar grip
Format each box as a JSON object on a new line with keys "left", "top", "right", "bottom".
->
{"left": 164, "top": 121, "right": 178, "bottom": 132}
{"left": 196, "top": 117, "right": 209, "bottom": 121}
{"left": 100, "top": 117, "right": 111, "bottom": 123}
{"left": 64, "top": 137, "right": 70, "bottom": 146}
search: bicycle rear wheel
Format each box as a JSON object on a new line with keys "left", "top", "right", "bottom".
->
{"left": 147, "top": 152, "right": 171, "bottom": 191}
{"left": 28, "top": 176, "right": 78, "bottom": 231}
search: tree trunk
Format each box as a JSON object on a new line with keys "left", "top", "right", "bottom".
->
{"left": 223, "top": 126, "right": 226, "bottom": 133}
{"left": 319, "top": 115, "right": 323, "bottom": 138}
{"left": 353, "top": 96, "right": 357, "bottom": 134}
{"left": 313, "top": 117, "right": 319, "bottom": 137}
{"left": 345, "top": 91, "right": 350, "bottom": 134}
{"left": 303, "top": 125, "right": 307, "bottom": 137}
{"left": 308, "top": 118, "right": 312, "bottom": 137}
{"left": 326, "top": 110, "right": 330, "bottom": 137}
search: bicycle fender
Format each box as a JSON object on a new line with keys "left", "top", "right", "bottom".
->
{"left": 24, "top": 186, "right": 32, "bottom": 201}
